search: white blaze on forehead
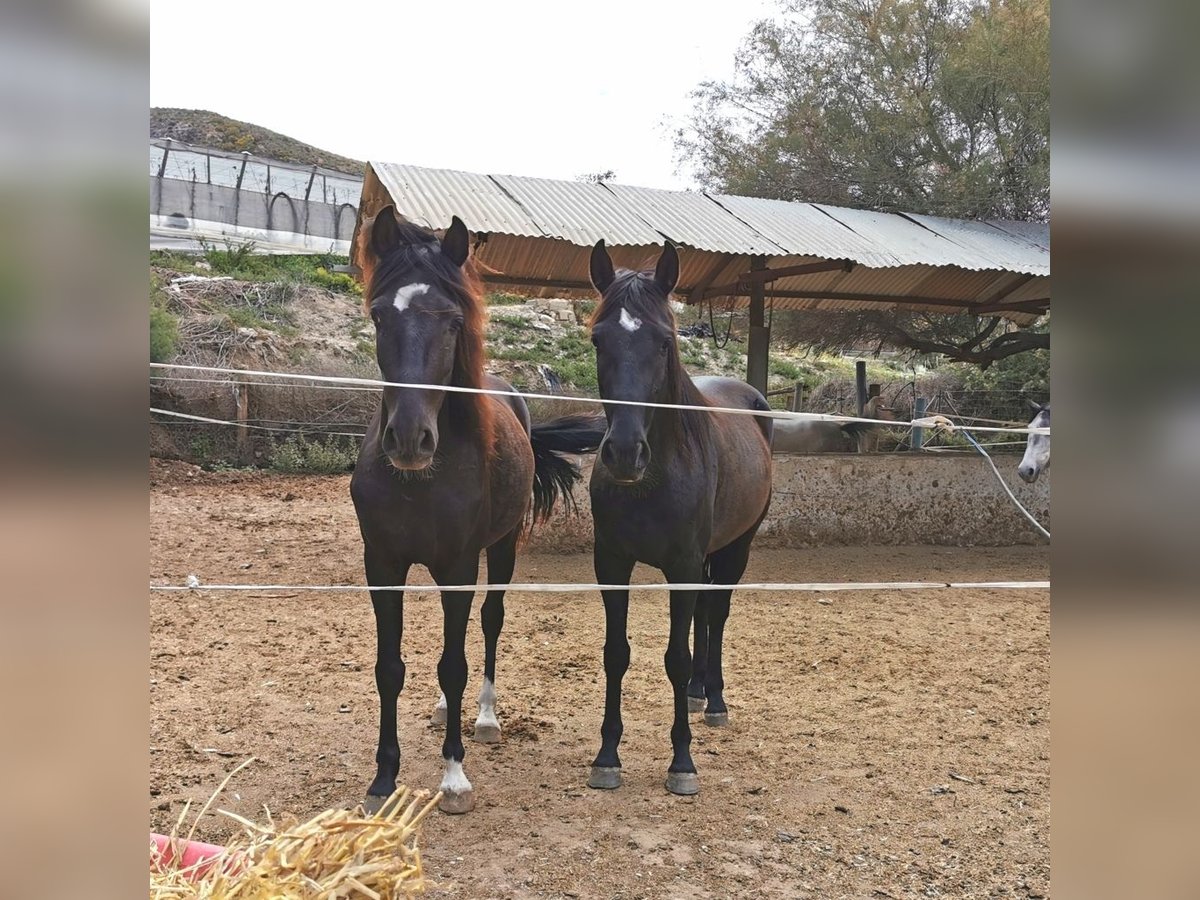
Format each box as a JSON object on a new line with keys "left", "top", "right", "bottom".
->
{"left": 618, "top": 307, "right": 642, "bottom": 332}
{"left": 391, "top": 282, "right": 430, "bottom": 313}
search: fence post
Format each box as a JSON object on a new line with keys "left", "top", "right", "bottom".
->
{"left": 235, "top": 384, "right": 251, "bottom": 465}
{"left": 790, "top": 382, "right": 803, "bottom": 412}
{"left": 855, "top": 360, "right": 868, "bottom": 416}
{"left": 912, "top": 396, "right": 927, "bottom": 450}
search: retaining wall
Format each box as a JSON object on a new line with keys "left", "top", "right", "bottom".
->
{"left": 527, "top": 453, "right": 1050, "bottom": 552}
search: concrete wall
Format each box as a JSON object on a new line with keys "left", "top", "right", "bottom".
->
{"left": 152, "top": 178, "right": 357, "bottom": 248}
{"left": 526, "top": 453, "right": 1050, "bottom": 552}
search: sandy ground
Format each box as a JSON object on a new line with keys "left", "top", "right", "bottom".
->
{"left": 150, "top": 461, "right": 1049, "bottom": 899}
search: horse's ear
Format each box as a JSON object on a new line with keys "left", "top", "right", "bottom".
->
{"left": 590, "top": 239, "right": 615, "bottom": 294}
{"left": 1027, "top": 398, "right": 1043, "bottom": 414}
{"left": 654, "top": 241, "right": 679, "bottom": 296}
{"left": 440, "top": 215, "right": 470, "bottom": 267}
{"left": 371, "top": 205, "right": 402, "bottom": 256}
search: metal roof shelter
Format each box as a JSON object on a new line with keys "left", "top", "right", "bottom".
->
{"left": 352, "top": 161, "right": 1049, "bottom": 394}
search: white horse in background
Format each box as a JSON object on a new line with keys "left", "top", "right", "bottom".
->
{"left": 1017, "top": 401, "right": 1050, "bottom": 483}
{"left": 772, "top": 395, "right": 897, "bottom": 454}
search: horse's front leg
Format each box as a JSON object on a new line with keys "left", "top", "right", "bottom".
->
{"left": 431, "top": 555, "right": 478, "bottom": 814}
{"left": 588, "top": 544, "right": 635, "bottom": 790}
{"left": 663, "top": 556, "right": 703, "bottom": 796}
{"left": 364, "top": 549, "right": 409, "bottom": 813}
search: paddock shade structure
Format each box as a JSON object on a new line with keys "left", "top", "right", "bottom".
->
{"left": 349, "top": 161, "right": 1050, "bottom": 393}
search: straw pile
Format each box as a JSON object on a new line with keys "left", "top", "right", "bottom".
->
{"left": 151, "top": 760, "right": 441, "bottom": 899}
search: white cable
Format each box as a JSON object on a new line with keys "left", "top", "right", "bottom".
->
{"left": 152, "top": 375, "right": 382, "bottom": 393}
{"left": 151, "top": 579, "right": 1049, "bottom": 593}
{"left": 149, "top": 363, "right": 1049, "bottom": 436}
{"left": 151, "top": 407, "right": 366, "bottom": 438}
{"left": 959, "top": 429, "right": 1051, "bottom": 540}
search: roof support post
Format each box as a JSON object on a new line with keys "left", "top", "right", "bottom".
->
{"left": 747, "top": 255, "right": 769, "bottom": 396}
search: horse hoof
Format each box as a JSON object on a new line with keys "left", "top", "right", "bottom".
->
{"left": 665, "top": 771, "right": 700, "bottom": 796}
{"left": 687, "top": 695, "right": 706, "bottom": 713}
{"left": 438, "top": 789, "right": 476, "bottom": 815}
{"left": 472, "top": 722, "right": 502, "bottom": 744}
{"left": 362, "top": 793, "right": 388, "bottom": 815}
{"left": 430, "top": 706, "right": 447, "bottom": 726}
{"left": 588, "top": 766, "right": 623, "bottom": 790}
{"left": 704, "top": 711, "right": 729, "bottom": 727}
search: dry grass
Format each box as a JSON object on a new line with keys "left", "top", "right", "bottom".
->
{"left": 151, "top": 759, "right": 440, "bottom": 899}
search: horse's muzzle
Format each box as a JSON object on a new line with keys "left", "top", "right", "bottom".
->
{"left": 1017, "top": 464, "right": 1039, "bottom": 483}
{"left": 382, "top": 423, "right": 437, "bottom": 470}
{"left": 600, "top": 436, "right": 650, "bottom": 483}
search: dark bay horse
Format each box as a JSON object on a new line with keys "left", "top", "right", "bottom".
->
{"left": 585, "top": 240, "right": 774, "bottom": 796}
{"left": 350, "top": 207, "right": 604, "bottom": 814}
{"left": 1018, "top": 400, "right": 1050, "bottom": 483}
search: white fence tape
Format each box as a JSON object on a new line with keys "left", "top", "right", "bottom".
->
{"left": 152, "top": 579, "right": 1049, "bottom": 593}
{"left": 149, "top": 363, "right": 1049, "bottom": 437}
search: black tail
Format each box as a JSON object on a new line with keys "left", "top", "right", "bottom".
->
{"left": 529, "top": 413, "right": 607, "bottom": 524}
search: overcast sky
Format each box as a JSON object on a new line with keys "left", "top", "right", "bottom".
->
{"left": 150, "top": 0, "right": 777, "bottom": 190}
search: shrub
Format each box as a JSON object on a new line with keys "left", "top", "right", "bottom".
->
{"left": 269, "top": 435, "right": 358, "bottom": 473}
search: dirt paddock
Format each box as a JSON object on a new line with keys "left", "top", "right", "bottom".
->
{"left": 150, "top": 461, "right": 1049, "bottom": 899}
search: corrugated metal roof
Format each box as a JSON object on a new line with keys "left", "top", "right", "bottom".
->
{"left": 984, "top": 219, "right": 1050, "bottom": 252}
{"left": 812, "top": 205, "right": 990, "bottom": 271}
{"left": 369, "top": 163, "right": 545, "bottom": 238}
{"left": 602, "top": 183, "right": 784, "bottom": 255}
{"left": 904, "top": 213, "right": 1049, "bottom": 276}
{"left": 489, "top": 175, "right": 662, "bottom": 247}
{"left": 356, "top": 160, "right": 1049, "bottom": 316}
{"left": 709, "top": 194, "right": 901, "bottom": 268}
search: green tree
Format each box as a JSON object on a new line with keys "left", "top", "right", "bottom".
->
{"left": 675, "top": 0, "right": 1049, "bottom": 367}
{"left": 678, "top": 0, "right": 1048, "bottom": 219}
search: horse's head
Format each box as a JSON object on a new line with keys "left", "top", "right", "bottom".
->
{"left": 588, "top": 240, "right": 680, "bottom": 484}
{"left": 365, "top": 206, "right": 478, "bottom": 471}
{"left": 1018, "top": 400, "right": 1050, "bottom": 483}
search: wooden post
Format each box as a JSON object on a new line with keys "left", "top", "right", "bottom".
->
{"left": 855, "top": 360, "right": 868, "bottom": 416}
{"left": 235, "top": 383, "right": 251, "bottom": 466}
{"left": 912, "top": 396, "right": 928, "bottom": 450}
{"left": 746, "top": 256, "right": 768, "bottom": 395}
{"left": 790, "top": 382, "right": 804, "bottom": 412}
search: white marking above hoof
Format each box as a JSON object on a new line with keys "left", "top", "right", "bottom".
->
{"left": 431, "top": 692, "right": 448, "bottom": 726}
{"left": 438, "top": 759, "right": 475, "bottom": 814}
{"left": 473, "top": 677, "right": 501, "bottom": 742}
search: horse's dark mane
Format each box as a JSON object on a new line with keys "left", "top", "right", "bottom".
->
{"left": 365, "top": 224, "right": 493, "bottom": 456}
{"left": 590, "top": 268, "right": 710, "bottom": 458}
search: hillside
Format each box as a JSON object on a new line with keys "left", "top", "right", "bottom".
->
{"left": 150, "top": 108, "right": 366, "bottom": 176}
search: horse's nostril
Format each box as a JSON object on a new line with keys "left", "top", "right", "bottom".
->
{"left": 382, "top": 425, "right": 396, "bottom": 450}
{"left": 418, "top": 427, "right": 436, "bottom": 454}
{"left": 636, "top": 440, "right": 650, "bottom": 470}
{"left": 600, "top": 441, "right": 617, "bottom": 466}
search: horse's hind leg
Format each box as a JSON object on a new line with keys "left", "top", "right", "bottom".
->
{"left": 687, "top": 593, "right": 709, "bottom": 713}
{"left": 701, "top": 529, "right": 758, "bottom": 727}
{"left": 364, "top": 549, "right": 410, "bottom": 813}
{"left": 473, "top": 527, "right": 518, "bottom": 743}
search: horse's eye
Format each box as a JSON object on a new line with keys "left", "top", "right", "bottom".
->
{"left": 660, "top": 338, "right": 671, "bottom": 354}
{"left": 450, "top": 317, "right": 464, "bottom": 332}
{"left": 590, "top": 333, "right": 599, "bottom": 348}
{"left": 370, "top": 309, "right": 382, "bottom": 326}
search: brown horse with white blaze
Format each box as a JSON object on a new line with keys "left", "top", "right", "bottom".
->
{"left": 585, "top": 240, "right": 774, "bottom": 796}
{"left": 350, "top": 207, "right": 605, "bottom": 814}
